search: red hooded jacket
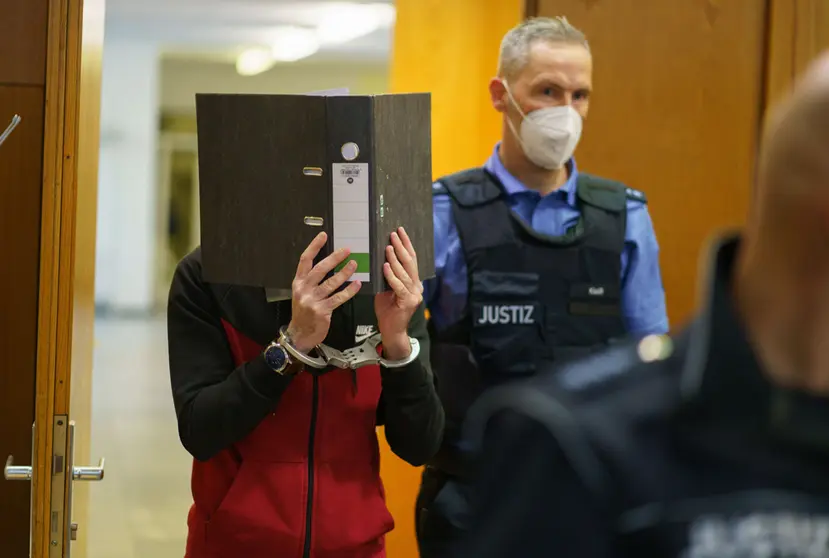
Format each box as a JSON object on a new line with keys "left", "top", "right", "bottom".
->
{"left": 167, "top": 248, "right": 443, "bottom": 558}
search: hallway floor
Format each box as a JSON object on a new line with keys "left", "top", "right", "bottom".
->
{"left": 86, "top": 317, "right": 191, "bottom": 558}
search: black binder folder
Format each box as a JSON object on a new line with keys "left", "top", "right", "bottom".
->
{"left": 195, "top": 92, "right": 434, "bottom": 295}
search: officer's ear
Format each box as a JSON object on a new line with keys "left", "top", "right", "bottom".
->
{"left": 489, "top": 78, "right": 509, "bottom": 113}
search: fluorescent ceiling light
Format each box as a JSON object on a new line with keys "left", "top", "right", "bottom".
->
{"left": 235, "top": 47, "right": 276, "bottom": 76}
{"left": 271, "top": 26, "right": 320, "bottom": 62}
{"left": 316, "top": 3, "right": 396, "bottom": 45}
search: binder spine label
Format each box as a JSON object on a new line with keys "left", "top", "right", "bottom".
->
{"left": 332, "top": 162, "right": 371, "bottom": 282}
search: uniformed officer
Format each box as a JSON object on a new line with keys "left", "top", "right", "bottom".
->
{"left": 451, "top": 50, "right": 829, "bottom": 558}
{"left": 417, "top": 16, "right": 669, "bottom": 556}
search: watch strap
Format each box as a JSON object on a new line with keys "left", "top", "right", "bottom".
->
{"left": 278, "top": 327, "right": 328, "bottom": 369}
{"left": 264, "top": 341, "right": 295, "bottom": 375}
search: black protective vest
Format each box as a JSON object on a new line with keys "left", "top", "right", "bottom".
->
{"left": 429, "top": 167, "right": 630, "bottom": 463}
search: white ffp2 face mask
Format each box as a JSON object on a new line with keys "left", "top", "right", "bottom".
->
{"left": 503, "top": 82, "right": 583, "bottom": 170}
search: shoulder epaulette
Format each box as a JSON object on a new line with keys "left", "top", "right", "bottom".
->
{"left": 435, "top": 168, "right": 502, "bottom": 207}
{"left": 576, "top": 174, "right": 626, "bottom": 212}
{"left": 625, "top": 187, "right": 647, "bottom": 204}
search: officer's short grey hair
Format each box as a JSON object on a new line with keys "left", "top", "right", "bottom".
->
{"left": 498, "top": 16, "right": 590, "bottom": 79}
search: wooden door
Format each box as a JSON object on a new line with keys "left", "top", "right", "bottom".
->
{"left": 1, "top": 0, "right": 104, "bottom": 555}
{"left": 0, "top": 0, "right": 50, "bottom": 556}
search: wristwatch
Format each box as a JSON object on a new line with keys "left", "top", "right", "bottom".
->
{"left": 263, "top": 341, "right": 295, "bottom": 375}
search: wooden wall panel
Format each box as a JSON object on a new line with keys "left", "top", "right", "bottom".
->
{"left": 531, "top": 0, "right": 768, "bottom": 326}
{"left": 792, "top": 0, "right": 829, "bottom": 77}
{"left": 765, "top": 0, "right": 797, "bottom": 109}
{"left": 0, "top": 0, "right": 49, "bottom": 85}
{"left": 0, "top": 85, "right": 45, "bottom": 558}
{"left": 388, "top": 1, "right": 523, "bottom": 556}
{"left": 391, "top": 0, "right": 524, "bottom": 179}
{"left": 766, "top": 0, "right": 829, "bottom": 111}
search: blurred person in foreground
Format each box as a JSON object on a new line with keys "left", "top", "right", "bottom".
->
{"left": 451, "top": 50, "right": 829, "bottom": 558}
{"left": 417, "top": 15, "right": 668, "bottom": 556}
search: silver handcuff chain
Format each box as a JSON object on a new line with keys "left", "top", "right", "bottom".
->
{"left": 278, "top": 327, "right": 420, "bottom": 370}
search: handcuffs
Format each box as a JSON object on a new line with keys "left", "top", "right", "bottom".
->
{"left": 278, "top": 326, "right": 420, "bottom": 370}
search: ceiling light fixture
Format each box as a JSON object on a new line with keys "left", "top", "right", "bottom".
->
{"left": 316, "top": 3, "right": 396, "bottom": 45}
{"left": 235, "top": 47, "right": 276, "bottom": 76}
{"left": 271, "top": 26, "right": 320, "bottom": 62}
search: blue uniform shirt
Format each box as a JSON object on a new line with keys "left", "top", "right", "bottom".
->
{"left": 424, "top": 145, "right": 669, "bottom": 336}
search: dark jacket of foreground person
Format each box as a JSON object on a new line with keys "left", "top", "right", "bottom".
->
{"left": 455, "top": 237, "right": 829, "bottom": 557}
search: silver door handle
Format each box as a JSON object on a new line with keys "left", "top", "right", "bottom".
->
{"left": 4, "top": 455, "right": 32, "bottom": 481}
{"left": 5, "top": 421, "right": 104, "bottom": 557}
{"left": 4, "top": 454, "right": 105, "bottom": 482}
{"left": 73, "top": 457, "right": 105, "bottom": 481}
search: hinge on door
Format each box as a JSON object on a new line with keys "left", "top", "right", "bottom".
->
{"left": 49, "top": 415, "right": 68, "bottom": 558}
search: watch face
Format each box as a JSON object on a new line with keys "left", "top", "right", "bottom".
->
{"left": 265, "top": 343, "right": 288, "bottom": 372}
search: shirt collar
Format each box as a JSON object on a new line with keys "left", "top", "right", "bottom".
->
{"left": 484, "top": 143, "right": 579, "bottom": 205}
{"left": 681, "top": 235, "right": 829, "bottom": 451}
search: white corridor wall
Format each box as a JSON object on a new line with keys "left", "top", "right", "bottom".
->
{"left": 96, "top": 36, "right": 160, "bottom": 313}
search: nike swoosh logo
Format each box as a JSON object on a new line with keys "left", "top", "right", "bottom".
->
{"left": 355, "top": 327, "right": 376, "bottom": 343}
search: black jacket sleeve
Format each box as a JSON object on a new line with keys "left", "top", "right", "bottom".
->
{"left": 451, "top": 410, "right": 617, "bottom": 558}
{"left": 376, "top": 302, "right": 444, "bottom": 466}
{"left": 167, "top": 253, "right": 293, "bottom": 461}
